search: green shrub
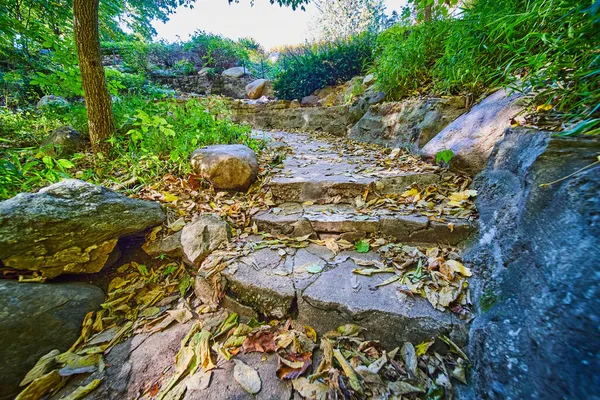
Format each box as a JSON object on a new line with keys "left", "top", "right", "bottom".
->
{"left": 274, "top": 33, "right": 375, "bottom": 100}
{"left": 184, "top": 31, "right": 250, "bottom": 72}
{"left": 0, "top": 95, "right": 255, "bottom": 200}
{"left": 373, "top": 0, "right": 599, "bottom": 125}
{"left": 373, "top": 21, "right": 450, "bottom": 99}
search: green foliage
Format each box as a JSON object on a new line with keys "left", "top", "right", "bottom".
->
{"left": 435, "top": 149, "right": 454, "bottom": 165}
{"left": 185, "top": 30, "right": 251, "bottom": 71}
{"left": 0, "top": 95, "right": 255, "bottom": 200}
{"left": 274, "top": 33, "right": 376, "bottom": 100}
{"left": 373, "top": 0, "right": 600, "bottom": 126}
{"left": 355, "top": 240, "right": 370, "bottom": 253}
{"left": 373, "top": 21, "right": 450, "bottom": 99}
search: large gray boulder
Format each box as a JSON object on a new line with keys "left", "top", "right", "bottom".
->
{"left": 40, "top": 126, "right": 85, "bottom": 156}
{"left": 420, "top": 88, "right": 526, "bottom": 173}
{"left": 181, "top": 214, "right": 231, "bottom": 266}
{"left": 463, "top": 128, "right": 600, "bottom": 399}
{"left": 191, "top": 144, "right": 258, "bottom": 192}
{"left": 0, "top": 280, "right": 105, "bottom": 400}
{"left": 36, "top": 95, "right": 69, "bottom": 108}
{"left": 0, "top": 180, "right": 166, "bottom": 278}
{"left": 222, "top": 66, "right": 249, "bottom": 78}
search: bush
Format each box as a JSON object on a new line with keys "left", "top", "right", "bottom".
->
{"left": 184, "top": 31, "right": 250, "bottom": 72}
{"left": 373, "top": 0, "right": 600, "bottom": 125}
{"left": 273, "top": 33, "right": 375, "bottom": 100}
{"left": 0, "top": 95, "right": 255, "bottom": 200}
{"left": 373, "top": 21, "right": 450, "bottom": 99}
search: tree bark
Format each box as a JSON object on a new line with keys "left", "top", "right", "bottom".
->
{"left": 73, "top": 0, "right": 114, "bottom": 154}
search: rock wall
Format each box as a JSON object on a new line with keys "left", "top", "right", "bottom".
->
{"left": 463, "top": 128, "right": 600, "bottom": 399}
{"left": 229, "top": 101, "right": 352, "bottom": 136}
{"left": 349, "top": 96, "right": 468, "bottom": 150}
{"left": 151, "top": 74, "right": 254, "bottom": 99}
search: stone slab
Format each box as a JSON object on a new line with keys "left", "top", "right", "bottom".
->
{"left": 253, "top": 203, "right": 475, "bottom": 245}
{"left": 215, "top": 239, "right": 467, "bottom": 350}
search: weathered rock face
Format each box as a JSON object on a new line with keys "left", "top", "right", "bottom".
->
{"left": 0, "top": 280, "right": 105, "bottom": 400}
{"left": 40, "top": 126, "right": 85, "bottom": 156}
{"left": 36, "top": 95, "right": 69, "bottom": 108}
{"left": 229, "top": 101, "right": 353, "bottom": 136}
{"left": 181, "top": 214, "right": 231, "bottom": 266}
{"left": 421, "top": 89, "right": 525, "bottom": 173}
{"left": 463, "top": 128, "right": 600, "bottom": 399}
{"left": 301, "top": 94, "right": 319, "bottom": 106}
{"left": 222, "top": 66, "right": 249, "bottom": 78}
{"left": 150, "top": 74, "right": 253, "bottom": 99}
{"left": 191, "top": 144, "right": 259, "bottom": 191}
{"left": 245, "top": 79, "right": 268, "bottom": 99}
{"left": 0, "top": 180, "right": 166, "bottom": 278}
{"left": 349, "top": 96, "right": 468, "bottom": 151}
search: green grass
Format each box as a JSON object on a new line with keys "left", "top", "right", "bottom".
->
{"left": 372, "top": 0, "right": 600, "bottom": 129}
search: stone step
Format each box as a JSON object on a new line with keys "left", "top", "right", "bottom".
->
{"left": 200, "top": 237, "right": 468, "bottom": 350}
{"left": 253, "top": 203, "right": 475, "bottom": 245}
{"left": 267, "top": 170, "right": 442, "bottom": 204}
{"left": 258, "top": 130, "right": 444, "bottom": 204}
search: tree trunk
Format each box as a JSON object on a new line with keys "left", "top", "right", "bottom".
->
{"left": 73, "top": 0, "right": 114, "bottom": 154}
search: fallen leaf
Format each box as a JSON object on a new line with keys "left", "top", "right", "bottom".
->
{"left": 352, "top": 267, "right": 395, "bottom": 276}
{"left": 445, "top": 260, "right": 472, "bottom": 277}
{"left": 305, "top": 326, "right": 317, "bottom": 343}
{"left": 324, "top": 237, "right": 340, "bottom": 255}
{"left": 167, "top": 308, "right": 193, "bottom": 324}
{"left": 375, "top": 275, "right": 401, "bottom": 287}
{"left": 333, "top": 349, "right": 364, "bottom": 394}
{"left": 233, "top": 359, "right": 261, "bottom": 394}
{"left": 355, "top": 240, "right": 370, "bottom": 253}
{"left": 186, "top": 370, "right": 212, "bottom": 391}
{"left": 243, "top": 329, "right": 277, "bottom": 353}
{"left": 401, "top": 342, "right": 417, "bottom": 378}
{"left": 415, "top": 339, "right": 435, "bottom": 356}
{"left": 277, "top": 352, "right": 313, "bottom": 379}
{"left": 157, "top": 347, "right": 195, "bottom": 400}
{"left": 60, "top": 378, "right": 102, "bottom": 400}
{"left": 15, "top": 370, "right": 63, "bottom": 400}
{"left": 20, "top": 349, "right": 59, "bottom": 387}
{"left": 292, "top": 377, "right": 328, "bottom": 400}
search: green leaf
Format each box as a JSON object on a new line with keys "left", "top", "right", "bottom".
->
{"left": 179, "top": 273, "right": 191, "bottom": 297}
{"left": 355, "top": 240, "right": 370, "bottom": 253}
{"left": 435, "top": 149, "right": 454, "bottom": 164}
{"left": 57, "top": 159, "right": 74, "bottom": 169}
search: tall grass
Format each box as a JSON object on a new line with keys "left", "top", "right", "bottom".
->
{"left": 373, "top": 0, "right": 600, "bottom": 127}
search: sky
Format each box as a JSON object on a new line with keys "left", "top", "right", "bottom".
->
{"left": 152, "top": 0, "right": 407, "bottom": 50}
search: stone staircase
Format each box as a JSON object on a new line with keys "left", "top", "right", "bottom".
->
{"left": 209, "top": 130, "right": 477, "bottom": 349}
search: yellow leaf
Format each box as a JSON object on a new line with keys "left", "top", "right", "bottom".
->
{"left": 305, "top": 326, "right": 317, "bottom": 343}
{"left": 401, "top": 188, "right": 419, "bottom": 198}
{"left": 536, "top": 103, "right": 553, "bottom": 112}
{"left": 162, "top": 192, "right": 179, "bottom": 203}
{"left": 446, "top": 260, "right": 472, "bottom": 277}
{"left": 415, "top": 339, "right": 435, "bottom": 356}
{"left": 448, "top": 190, "right": 477, "bottom": 202}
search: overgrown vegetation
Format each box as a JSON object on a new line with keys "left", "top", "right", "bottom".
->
{"left": 373, "top": 0, "right": 600, "bottom": 129}
{"left": 0, "top": 96, "right": 253, "bottom": 200}
{"left": 273, "top": 33, "right": 375, "bottom": 100}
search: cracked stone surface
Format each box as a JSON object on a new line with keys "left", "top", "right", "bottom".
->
{"left": 253, "top": 203, "right": 474, "bottom": 245}
{"left": 259, "top": 131, "right": 441, "bottom": 204}
{"left": 218, "top": 238, "right": 467, "bottom": 350}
